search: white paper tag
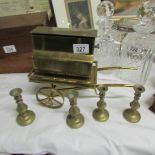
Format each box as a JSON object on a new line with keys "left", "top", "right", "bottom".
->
{"left": 3, "top": 45, "right": 17, "bottom": 54}
{"left": 73, "top": 44, "right": 89, "bottom": 54}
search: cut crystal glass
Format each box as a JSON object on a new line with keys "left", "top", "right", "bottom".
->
{"left": 119, "top": 0, "right": 155, "bottom": 84}
{"left": 94, "top": 0, "right": 121, "bottom": 69}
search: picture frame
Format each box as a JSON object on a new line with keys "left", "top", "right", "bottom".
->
{"left": 65, "top": 0, "right": 94, "bottom": 29}
{"left": 51, "top": 0, "right": 100, "bottom": 29}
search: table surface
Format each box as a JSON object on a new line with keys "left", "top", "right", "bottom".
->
{"left": 0, "top": 65, "right": 155, "bottom": 155}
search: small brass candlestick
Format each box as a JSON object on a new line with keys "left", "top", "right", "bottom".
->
{"left": 66, "top": 90, "right": 84, "bottom": 129}
{"left": 10, "top": 88, "right": 36, "bottom": 126}
{"left": 93, "top": 85, "right": 109, "bottom": 122}
{"left": 123, "top": 85, "right": 145, "bottom": 123}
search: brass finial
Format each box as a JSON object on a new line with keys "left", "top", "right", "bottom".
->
{"left": 123, "top": 85, "right": 145, "bottom": 123}
{"left": 10, "top": 88, "right": 36, "bottom": 126}
{"left": 66, "top": 90, "right": 84, "bottom": 129}
{"left": 93, "top": 85, "right": 109, "bottom": 122}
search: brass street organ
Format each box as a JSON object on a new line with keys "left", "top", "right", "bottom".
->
{"left": 28, "top": 26, "right": 145, "bottom": 129}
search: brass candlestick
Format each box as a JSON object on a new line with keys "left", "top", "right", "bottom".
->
{"left": 66, "top": 90, "right": 84, "bottom": 129}
{"left": 123, "top": 85, "right": 145, "bottom": 123}
{"left": 10, "top": 88, "right": 36, "bottom": 126}
{"left": 93, "top": 85, "right": 109, "bottom": 122}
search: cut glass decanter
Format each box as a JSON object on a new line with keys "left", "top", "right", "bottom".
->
{"left": 94, "top": 0, "right": 122, "bottom": 69}
{"left": 120, "top": 0, "right": 155, "bottom": 84}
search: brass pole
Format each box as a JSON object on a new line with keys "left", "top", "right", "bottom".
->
{"left": 97, "top": 66, "right": 138, "bottom": 71}
{"left": 96, "top": 83, "right": 135, "bottom": 88}
{"left": 111, "top": 15, "right": 138, "bottom": 21}
{"left": 103, "top": 84, "right": 135, "bottom": 88}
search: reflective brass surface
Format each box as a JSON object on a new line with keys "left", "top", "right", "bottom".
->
{"left": 33, "top": 50, "right": 95, "bottom": 79}
{"left": 31, "top": 27, "right": 97, "bottom": 83}
{"left": 29, "top": 59, "right": 97, "bottom": 88}
{"left": 31, "top": 27, "right": 97, "bottom": 55}
{"left": 123, "top": 85, "right": 145, "bottom": 123}
{"left": 29, "top": 26, "right": 97, "bottom": 87}
{"left": 16, "top": 111, "right": 36, "bottom": 126}
{"left": 30, "top": 28, "right": 97, "bottom": 86}
{"left": 111, "top": 15, "right": 137, "bottom": 21}
{"left": 10, "top": 88, "right": 35, "bottom": 126}
{"left": 98, "top": 66, "right": 138, "bottom": 71}
{"left": 102, "top": 84, "right": 135, "bottom": 88}
{"left": 66, "top": 90, "right": 84, "bottom": 129}
{"left": 123, "top": 109, "right": 141, "bottom": 123}
{"left": 93, "top": 85, "right": 109, "bottom": 122}
{"left": 33, "top": 50, "right": 94, "bottom": 63}
{"left": 10, "top": 88, "right": 22, "bottom": 97}
{"left": 28, "top": 26, "right": 147, "bottom": 126}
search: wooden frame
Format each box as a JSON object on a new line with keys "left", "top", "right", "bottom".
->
{"left": 51, "top": 0, "right": 100, "bottom": 29}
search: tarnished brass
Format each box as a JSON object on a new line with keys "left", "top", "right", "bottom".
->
{"left": 94, "top": 84, "right": 135, "bottom": 95}
{"left": 66, "top": 90, "right": 84, "bottom": 129}
{"left": 29, "top": 59, "right": 98, "bottom": 88}
{"left": 31, "top": 26, "right": 97, "bottom": 55}
{"left": 93, "top": 85, "right": 109, "bottom": 122}
{"left": 9, "top": 88, "right": 36, "bottom": 126}
{"left": 36, "top": 84, "right": 64, "bottom": 109}
{"left": 29, "top": 26, "right": 137, "bottom": 89}
{"left": 29, "top": 27, "right": 98, "bottom": 89}
{"left": 28, "top": 26, "right": 146, "bottom": 127}
{"left": 100, "top": 84, "right": 135, "bottom": 88}
{"left": 33, "top": 50, "right": 95, "bottom": 79}
{"left": 123, "top": 85, "right": 145, "bottom": 123}
{"left": 31, "top": 26, "right": 97, "bottom": 38}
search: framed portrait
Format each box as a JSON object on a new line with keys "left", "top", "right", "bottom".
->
{"left": 65, "top": 0, "right": 94, "bottom": 29}
{"left": 51, "top": 0, "right": 100, "bottom": 29}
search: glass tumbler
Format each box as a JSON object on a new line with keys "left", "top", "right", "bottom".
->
{"left": 120, "top": 32, "right": 155, "bottom": 84}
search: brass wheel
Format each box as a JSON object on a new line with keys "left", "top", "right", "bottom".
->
{"left": 36, "top": 87, "right": 64, "bottom": 109}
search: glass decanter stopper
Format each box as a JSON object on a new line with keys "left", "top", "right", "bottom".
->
{"left": 139, "top": 1, "right": 153, "bottom": 18}
{"left": 134, "top": 0, "right": 155, "bottom": 34}
{"left": 96, "top": 0, "right": 114, "bottom": 40}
